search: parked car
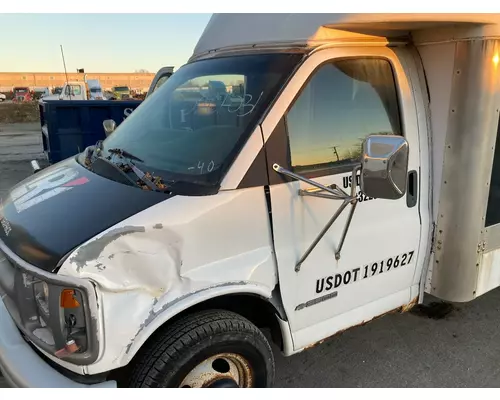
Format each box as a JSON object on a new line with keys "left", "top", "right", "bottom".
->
{"left": 0, "top": 93, "right": 6, "bottom": 102}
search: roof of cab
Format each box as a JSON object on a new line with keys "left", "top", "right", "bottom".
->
{"left": 191, "top": 13, "right": 500, "bottom": 60}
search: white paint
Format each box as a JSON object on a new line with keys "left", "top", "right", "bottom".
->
{"left": 58, "top": 186, "right": 278, "bottom": 374}
{"left": 293, "top": 287, "right": 414, "bottom": 350}
{"left": 263, "top": 46, "right": 427, "bottom": 340}
{"left": 401, "top": 47, "right": 434, "bottom": 300}
{"left": 9, "top": 165, "right": 79, "bottom": 213}
{"left": 416, "top": 42, "right": 455, "bottom": 222}
{"left": 193, "top": 13, "right": 500, "bottom": 59}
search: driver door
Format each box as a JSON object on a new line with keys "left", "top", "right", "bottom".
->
{"left": 263, "top": 47, "right": 427, "bottom": 350}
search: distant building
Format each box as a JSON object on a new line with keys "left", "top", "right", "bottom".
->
{"left": 0, "top": 72, "right": 156, "bottom": 92}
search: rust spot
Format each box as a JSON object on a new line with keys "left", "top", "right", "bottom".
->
{"left": 400, "top": 296, "right": 419, "bottom": 313}
{"left": 304, "top": 296, "right": 419, "bottom": 349}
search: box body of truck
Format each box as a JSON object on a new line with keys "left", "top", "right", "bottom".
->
{"left": 1, "top": 13, "right": 500, "bottom": 388}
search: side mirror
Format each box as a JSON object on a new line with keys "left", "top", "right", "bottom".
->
{"left": 360, "top": 134, "right": 409, "bottom": 200}
{"left": 103, "top": 119, "right": 116, "bottom": 136}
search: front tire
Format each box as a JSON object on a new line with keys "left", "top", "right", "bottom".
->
{"left": 127, "top": 309, "right": 275, "bottom": 388}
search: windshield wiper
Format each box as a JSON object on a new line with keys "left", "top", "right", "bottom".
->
{"left": 108, "top": 147, "right": 144, "bottom": 162}
{"left": 109, "top": 152, "right": 169, "bottom": 193}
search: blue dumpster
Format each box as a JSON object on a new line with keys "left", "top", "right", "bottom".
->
{"left": 39, "top": 100, "right": 142, "bottom": 164}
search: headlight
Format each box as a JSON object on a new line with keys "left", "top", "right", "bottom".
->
{"left": 27, "top": 278, "right": 90, "bottom": 361}
{"left": 33, "top": 281, "right": 49, "bottom": 314}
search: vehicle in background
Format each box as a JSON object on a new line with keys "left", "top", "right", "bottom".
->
{"left": 146, "top": 66, "right": 174, "bottom": 98}
{"left": 53, "top": 87, "right": 63, "bottom": 95}
{"left": 87, "top": 79, "right": 105, "bottom": 100}
{"left": 12, "top": 87, "right": 32, "bottom": 102}
{"left": 0, "top": 93, "right": 6, "bottom": 102}
{"left": 42, "top": 82, "right": 92, "bottom": 101}
{"left": 110, "top": 86, "right": 131, "bottom": 100}
{"left": 33, "top": 87, "right": 51, "bottom": 100}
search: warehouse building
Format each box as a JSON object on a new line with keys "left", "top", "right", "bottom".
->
{"left": 0, "top": 72, "right": 156, "bottom": 92}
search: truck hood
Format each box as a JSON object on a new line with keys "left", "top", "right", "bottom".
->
{"left": 0, "top": 157, "right": 170, "bottom": 272}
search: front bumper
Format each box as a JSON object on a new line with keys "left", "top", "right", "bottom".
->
{"left": 0, "top": 298, "right": 116, "bottom": 388}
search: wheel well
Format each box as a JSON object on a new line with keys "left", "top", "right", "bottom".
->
{"left": 175, "top": 293, "right": 285, "bottom": 350}
{"left": 109, "top": 293, "right": 286, "bottom": 386}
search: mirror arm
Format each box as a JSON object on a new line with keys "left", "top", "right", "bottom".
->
{"left": 295, "top": 199, "right": 351, "bottom": 271}
{"left": 273, "top": 164, "right": 351, "bottom": 199}
{"left": 273, "top": 163, "right": 360, "bottom": 272}
{"left": 298, "top": 190, "right": 346, "bottom": 200}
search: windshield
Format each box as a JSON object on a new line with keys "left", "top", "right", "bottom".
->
{"left": 65, "top": 85, "right": 82, "bottom": 96}
{"left": 101, "top": 53, "right": 302, "bottom": 186}
{"left": 114, "top": 86, "right": 129, "bottom": 92}
{"left": 90, "top": 88, "right": 101, "bottom": 93}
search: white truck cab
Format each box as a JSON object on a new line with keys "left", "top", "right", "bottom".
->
{"left": 1, "top": 13, "right": 500, "bottom": 388}
{"left": 42, "top": 81, "right": 93, "bottom": 101}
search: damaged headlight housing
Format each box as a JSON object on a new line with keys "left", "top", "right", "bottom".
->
{"left": 33, "top": 281, "right": 49, "bottom": 314}
{"left": 2, "top": 269, "right": 99, "bottom": 365}
{"left": 29, "top": 277, "right": 91, "bottom": 361}
{"left": 0, "top": 241, "right": 99, "bottom": 365}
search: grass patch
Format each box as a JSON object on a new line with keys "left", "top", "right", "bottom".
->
{"left": 0, "top": 102, "right": 40, "bottom": 124}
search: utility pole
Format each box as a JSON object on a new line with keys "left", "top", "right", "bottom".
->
{"left": 329, "top": 146, "right": 340, "bottom": 162}
{"left": 60, "top": 45, "right": 71, "bottom": 100}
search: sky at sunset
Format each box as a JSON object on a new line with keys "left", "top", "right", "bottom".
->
{"left": 0, "top": 14, "right": 212, "bottom": 73}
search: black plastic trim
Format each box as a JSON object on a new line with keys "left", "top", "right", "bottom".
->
{"left": 407, "top": 170, "right": 418, "bottom": 208}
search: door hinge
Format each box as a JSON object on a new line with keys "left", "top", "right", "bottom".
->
{"left": 477, "top": 241, "right": 486, "bottom": 254}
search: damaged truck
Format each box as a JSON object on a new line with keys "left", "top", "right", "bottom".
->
{"left": 2, "top": 13, "right": 500, "bottom": 388}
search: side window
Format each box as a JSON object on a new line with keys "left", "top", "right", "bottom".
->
{"left": 286, "top": 58, "right": 402, "bottom": 176}
{"left": 153, "top": 75, "right": 169, "bottom": 92}
{"left": 486, "top": 116, "right": 500, "bottom": 226}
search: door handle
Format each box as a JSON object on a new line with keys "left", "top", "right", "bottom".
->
{"left": 407, "top": 170, "right": 418, "bottom": 208}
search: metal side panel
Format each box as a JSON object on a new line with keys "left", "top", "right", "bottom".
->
{"left": 430, "top": 39, "right": 500, "bottom": 302}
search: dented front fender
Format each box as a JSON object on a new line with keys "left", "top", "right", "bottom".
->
{"left": 57, "top": 188, "right": 278, "bottom": 374}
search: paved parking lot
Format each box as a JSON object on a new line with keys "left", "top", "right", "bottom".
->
{"left": 1, "top": 124, "right": 500, "bottom": 387}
